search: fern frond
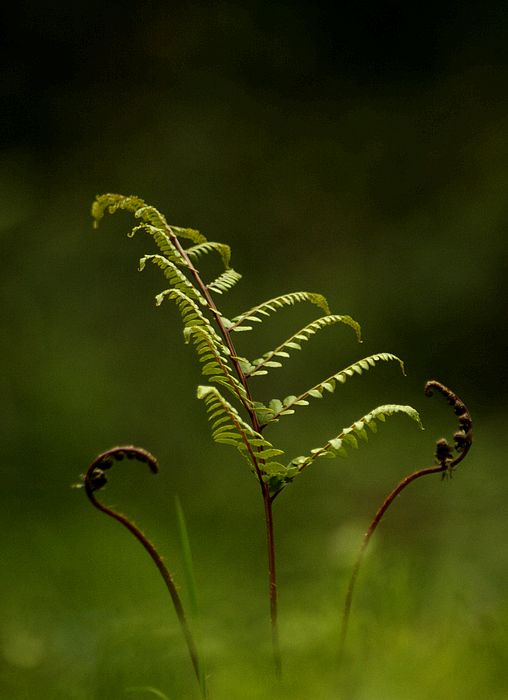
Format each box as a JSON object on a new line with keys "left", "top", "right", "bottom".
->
{"left": 289, "top": 404, "right": 423, "bottom": 471}
{"left": 197, "top": 386, "right": 287, "bottom": 481}
{"left": 207, "top": 268, "right": 242, "bottom": 295}
{"left": 265, "top": 353, "right": 405, "bottom": 423}
{"left": 245, "top": 315, "right": 362, "bottom": 377}
{"left": 139, "top": 254, "right": 205, "bottom": 303}
{"left": 185, "top": 241, "right": 231, "bottom": 269}
{"left": 185, "top": 326, "right": 250, "bottom": 406}
{"left": 229, "top": 292, "right": 331, "bottom": 331}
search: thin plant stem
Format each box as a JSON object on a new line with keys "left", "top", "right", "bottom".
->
{"left": 340, "top": 463, "right": 444, "bottom": 654}
{"left": 339, "top": 380, "right": 473, "bottom": 656}
{"left": 83, "top": 446, "right": 208, "bottom": 699}
{"left": 264, "top": 494, "right": 281, "bottom": 677}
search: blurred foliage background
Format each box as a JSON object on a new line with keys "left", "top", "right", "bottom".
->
{"left": 1, "top": 2, "right": 507, "bottom": 698}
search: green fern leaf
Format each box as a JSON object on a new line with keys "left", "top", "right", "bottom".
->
{"left": 92, "top": 194, "right": 179, "bottom": 234}
{"left": 128, "top": 223, "right": 185, "bottom": 266}
{"left": 290, "top": 404, "right": 423, "bottom": 471}
{"left": 139, "top": 254, "right": 205, "bottom": 303}
{"left": 197, "top": 386, "right": 287, "bottom": 482}
{"left": 266, "top": 353, "right": 405, "bottom": 423}
{"left": 156, "top": 288, "right": 226, "bottom": 350}
{"left": 92, "top": 194, "right": 157, "bottom": 228}
{"left": 185, "top": 241, "right": 231, "bottom": 269}
{"left": 230, "top": 292, "right": 331, "bottom": 331}
{"left": 169, "top": 225, "right": 207, "bottom": 245}
{"left": 92, "top": 194, "right": 209, "bottom": 263}
{"left": 92, "top": 194, "right": 208, "bottom": 249}
{"left": 186, "top": 326, "right": 250, "bottom": 406}
{"left": 246, "top": 314, "right": 362, "bottom": 377}
{"left": 233, "top": 355, "right": 257, "bottom": 375}
{"left": 207, "top": 268, "right": 242, "bottom": 294}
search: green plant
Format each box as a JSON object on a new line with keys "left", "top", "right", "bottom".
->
{"left": 80, "top": 194, "right": 472, "bottom": 694}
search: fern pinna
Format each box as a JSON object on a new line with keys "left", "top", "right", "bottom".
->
{"left": 90, "top": 193, "right": 422, "bottom": 674}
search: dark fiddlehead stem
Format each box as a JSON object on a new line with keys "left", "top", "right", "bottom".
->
{"left": 339, "top": 381, "right": 473, "bottom": 655}
{"left": 83, "top": 446, "right": 207, "bottom": 698}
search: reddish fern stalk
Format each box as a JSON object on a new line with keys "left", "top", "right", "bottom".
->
{"left": 83, "top": 446, "right": 207, "bottom": 698}
{"left": 339, "top": 380, "right": 473, "bottom": 655}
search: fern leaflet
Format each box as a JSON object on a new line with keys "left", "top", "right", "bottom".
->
{"left": 245, "top": 314, "right": 362, "bottom": 377}
{"left": 229, "top": 292, "right": 331, "bottom": 331}
{"left": 169, "top": 225, "right": 207, "bottom": 245}
{"left": 92, "top": 194, "right": 181, "bottom": 234}
{"left": 185, "top": 326, "right": 250, "bottom": 407}
{"left": 289, "top": 404, "right": 423, "bottom": 471}
{"left": 128, "top": 223, "right": 185, "bottom": 267}
{"left": 185, "top": 241, "right": 231, "bottom": 269}
{"left": 262, "top": 353, "right": 405, "bottom": 424}
{"left": 156, "top": 289, "right": 226, "bottom": 351}
{"left": 92, "top": 194, "right": 153, "bottom": 228}
{"left": 207, "top": 268, "right": 242, "bottom": 295}
{"left": 92, "top": 194, "right": 207, "bottom": 249}
{"left": 139, "top": 254, "right": 205, "bottom": 304}
{"left": 196, "top": 385, "right": 286, "bottom": 479}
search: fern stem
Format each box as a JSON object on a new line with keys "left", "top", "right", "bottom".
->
{"left": 264, "top": 495, "right": 281, "bottom": 677}
{"left": 167, "top": 227, "right": 281, "bottom": 674}
{"left": 83, "top": 447, "right": 207, "bottom": 699}
{"left": 339, "top": 381, "right": 473, "bottom": 657}
{"left": 339, "top": 462, "right": 445, "bottom": 656}
{"left": 166, "top": 226, "right": 259, "bottom": 429}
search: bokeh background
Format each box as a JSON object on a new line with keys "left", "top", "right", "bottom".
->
{"left": 1, "top": 2, "right": 507, "bottom": 698}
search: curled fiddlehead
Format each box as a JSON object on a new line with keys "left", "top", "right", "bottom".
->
{"left": 423, "top": 380, "right": 473, "bottom": 473}
{"left": 85, "top": 445, "right": 158, "bottom": 494}
{"left": 83, "top": 446, "right": 207, "bottom": 698}
{"left": 339, "top": 381, "right": 473, "bottom": 655}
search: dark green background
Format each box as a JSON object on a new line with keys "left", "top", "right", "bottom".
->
{"left": 1, "top": 3, "right": 507, "bottom": 698}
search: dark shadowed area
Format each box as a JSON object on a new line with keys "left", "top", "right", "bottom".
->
{"left": 1, "top": 2, "right": 507, "bottom": 698}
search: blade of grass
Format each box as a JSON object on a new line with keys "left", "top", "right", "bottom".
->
{"left": 175, "top": 496, "right": 208, "bottom": 696}
{"left": 175, "top": 495, "right": 199, "bottom": 617}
